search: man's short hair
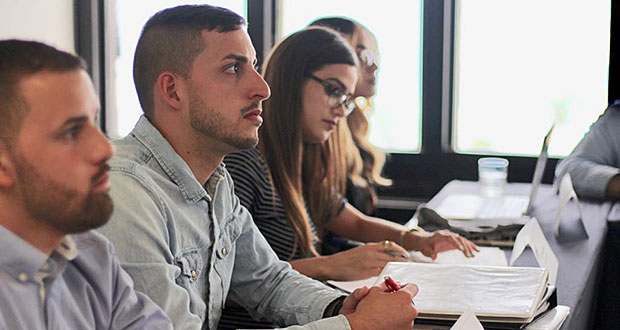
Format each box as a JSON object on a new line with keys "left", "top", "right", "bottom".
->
{"left": 133, "top": 5, "right": 246, "bottom": 119}
{"left": 0, "top": 39, "right": 85, "bottom": 142}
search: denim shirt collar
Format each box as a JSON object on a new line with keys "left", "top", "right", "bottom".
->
{"left": 0, "top": 225, "right": 77, "bottom": 282}
{"left": 131, "top": 116, "right": 226, "bottom": 203}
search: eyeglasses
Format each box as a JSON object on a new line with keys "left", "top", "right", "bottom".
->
{"left": 357, "top": 48, "right": 379, "bottom": 68}
{"left": 308, "top": 75, "right": 355, "bottom": 115}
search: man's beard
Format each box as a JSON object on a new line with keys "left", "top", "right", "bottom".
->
{"left": 14, "top": 154, "right": 113, "bottom": 234}
{"left": 188, "top": 88, "right": 259, "bottom": 151}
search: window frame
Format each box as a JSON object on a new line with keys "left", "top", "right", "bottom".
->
{"left": 77, "top": 0, "right": 619, "bottom": 203}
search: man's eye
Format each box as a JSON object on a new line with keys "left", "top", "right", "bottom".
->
{"left": 224, "top": 64, "right": 240, "bottom": 74}
{"left": 63, "top": 126, "right": 81, "bottom": 139}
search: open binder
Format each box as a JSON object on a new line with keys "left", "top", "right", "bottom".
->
{"left": 378, "top": 262, "right": 557, "bottom": 329}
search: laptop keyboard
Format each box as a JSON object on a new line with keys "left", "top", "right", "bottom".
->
{"left": 477, "top": 196, "right": 529, "bottom": 219}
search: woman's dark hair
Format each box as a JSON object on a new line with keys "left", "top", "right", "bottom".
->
{"left": 309, "top": 17, "right": 357, "bottom": 39}
{"left": 260, "top": 27, "right": 357, "bottom": 258}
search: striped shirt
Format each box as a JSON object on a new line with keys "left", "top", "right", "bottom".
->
{"left": 224, "top": 148, "right": 321, "bottom": 260}
{"left": 218, "top": 148, "right": 329, "bottom": 329}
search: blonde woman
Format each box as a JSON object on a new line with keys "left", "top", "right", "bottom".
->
{"left": 310, "top": 17, "right": 388, "bottom": 216}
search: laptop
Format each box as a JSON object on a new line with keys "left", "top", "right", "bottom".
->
{"left": 435, "top": 124, "right": 555, "bottom": 226}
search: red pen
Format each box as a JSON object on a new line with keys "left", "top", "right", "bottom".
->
{"left": 384, "top": 275, "right": 401, "bottom": 292}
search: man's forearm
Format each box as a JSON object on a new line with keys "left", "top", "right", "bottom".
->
{"left": 606, "top": 174, "right": 620, "bottom": 200}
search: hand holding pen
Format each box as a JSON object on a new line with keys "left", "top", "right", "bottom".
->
{"left": 342, "top": 279, "right": 419, "bottom": 330}
{"left": 384, "top": 275, "right": 402, "bottom": 292}
{"left": 384, "top": 276, "right": 415, "bottom": 306}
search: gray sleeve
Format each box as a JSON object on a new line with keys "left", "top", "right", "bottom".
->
{"left": 224, "top": 172, "right": 346, "bottom": 326}
{"left": 98, "top": 172, "right": 203, "bottom": 330}
{"left": 555, "top": 106, "right": 620, "bottom": 199}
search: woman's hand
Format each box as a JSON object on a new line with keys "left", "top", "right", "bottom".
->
{"left": 406, "top": 230, "right": 479, "bottom": 259}
{"left": 322, "top": 241, "right": 409, "bottom": 281}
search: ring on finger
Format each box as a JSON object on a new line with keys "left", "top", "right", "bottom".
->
{"left": 383, "top": 240, "right": 390, "bottom": 249}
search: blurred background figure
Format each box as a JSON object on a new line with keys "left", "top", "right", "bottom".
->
{"left": 555, "top": 100, "right": 620, "bottom": 200}
{"left": 310, "top": 17, "right": 390, "bottom": 217}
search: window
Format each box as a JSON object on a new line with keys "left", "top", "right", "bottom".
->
{"left": 279, "top": 0, "right": 424, "bottom": 152}
{"left": 452, "top": 0, "right": 611, "bottom": 157}
{"left": 108, "top": 0, "right": 246, "bottom": 138}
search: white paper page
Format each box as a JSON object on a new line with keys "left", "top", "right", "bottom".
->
{"left": 554, "top": 174, "right": 587, "bottom": 237}
{"left": 525, "top": 305, "right": 570, "bottom": 330}
{"left": 410, "top": 247, "right": 508, "bottom": 266}
{"left": 326, "top": 276, "right": 378, "bottom": 294}
{"left": 608, "top": 202, "right": 620, "bottom": 221}
{"left": 510, "top": 218, "right": 558, "bottom": 285}
{"left": 379, "top": 262, "right": 548, "bottom": 319}
{"left": 435, "top": 194, "right": 483, "bottom": 219}
{"left": 330, "top": 247, "right": 508, "bottom": 293}
{"left": 450, "top": 309, "right": 484, "bottom": 330}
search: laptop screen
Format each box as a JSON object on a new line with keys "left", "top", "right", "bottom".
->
{"left": 527, "top": 124, "right": 555, "bottom": 213}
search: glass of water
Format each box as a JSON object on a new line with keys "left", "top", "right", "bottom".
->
{"left": 478, "top": 157, "right": 509, "bottom": 198}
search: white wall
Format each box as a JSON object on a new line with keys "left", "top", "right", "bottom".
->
{"left": 0, "top": 0, "right": 74, "bottom": 53}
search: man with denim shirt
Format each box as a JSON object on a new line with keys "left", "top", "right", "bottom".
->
{"left": 555, "top": 101, "right": 620, "bottom": 200}
{"left": 0, "top": 40, "right": 172, "bottom": 329}
{"left": 97, "top": 5, "right": 418, "bottom": 330}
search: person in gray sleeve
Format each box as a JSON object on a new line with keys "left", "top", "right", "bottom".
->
{"left": 97, "top": 4, "right": 418, "bottom": 330}
{"left": 555, "top": 101, "right": 620, "bottom": 200}
{"left": 0, "top": 39, "right": 172, "bottom": 330}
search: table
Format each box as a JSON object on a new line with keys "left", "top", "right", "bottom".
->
{"left": 421, "top": 180, "right": 613, "bottom": 329}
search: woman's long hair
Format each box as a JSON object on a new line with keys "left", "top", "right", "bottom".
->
{"left": 310, "top": 17, "right": 392, "bottom": 212}
{"left": 260, "top": 27, "right": 357, "bottom": 258}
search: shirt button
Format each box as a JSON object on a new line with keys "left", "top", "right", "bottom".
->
{"left": 18, "top": 273, "right": 28, "bottom": 282}
{"left": 221, "top": 247, "right": 227, "bottom": 256}
{"left": 190, "top": 270, "right": 197, "bottom": 280}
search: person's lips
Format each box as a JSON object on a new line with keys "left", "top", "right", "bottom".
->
{"left": 92, "top": 164, "right": 111, "bottom": 193}
{"left": 241, "top": 102, "right": 263, "bottom": 125}
{"left": 323, "top": 119, "right": 338, "bottom": 130}
{"left": 243, "top": 108, "right": 263, "bottom": 124}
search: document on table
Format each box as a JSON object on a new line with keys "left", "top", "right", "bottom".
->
{"left": 327, "top": 247, "right": 507, "bottom": 293}
{"left": 379, "top": 262, "right": 549, "bottom": 321}
{"left": 410, "top": 246, "right": 508, "bottom": 266}
{"left": 524, "top": 305, "right": 570, "bottom": 330}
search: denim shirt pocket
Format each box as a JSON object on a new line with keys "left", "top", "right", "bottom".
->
{"left": 213, "top": 214, "right": 242, "bottom": 305}
{"left": 175, "top": 249, "right": 203, "bottom": 284}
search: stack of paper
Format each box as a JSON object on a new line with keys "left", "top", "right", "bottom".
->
{"left": 327, "top": 247, "right": 507, "bottom": 293}
{"left": 379, "top": 262, "right": 555, "bottom": 329}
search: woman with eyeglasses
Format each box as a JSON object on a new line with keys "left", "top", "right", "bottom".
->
{"left": 309, "top": 17, "right": 387, "bottom": 217}
{"left": 217, "top": 26, "right": 477, "bottom": 330}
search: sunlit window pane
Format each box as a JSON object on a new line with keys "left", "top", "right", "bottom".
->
{"left": 453, "top": 0, "right": 611, "bottom": 157}
{"left": 109, "top": 0, "right": 246, "bottom": 138}
{"left": 279, "top": 0, "right": 423, "bottom": 152}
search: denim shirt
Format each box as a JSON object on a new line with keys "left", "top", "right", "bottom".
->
{"left": 98, "top": 116, "right": 346, "bottom": 330}
{"left": 0, "top": 225, "right": 172, "bottom": 330}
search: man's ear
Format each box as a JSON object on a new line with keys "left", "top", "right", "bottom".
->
{"left": 0, "top": 143, "right": 16, "bottom": 188}
{"left": 155, "top": 71, "right": 186, "bottom": 112}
